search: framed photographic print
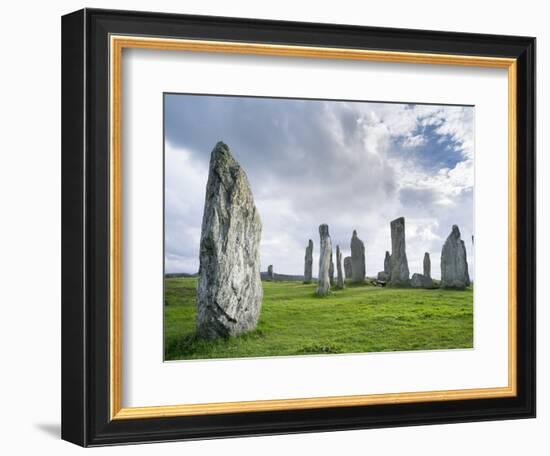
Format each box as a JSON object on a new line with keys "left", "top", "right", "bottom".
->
{"left": 61, "top": 8, "right": 536, "bottom": 447}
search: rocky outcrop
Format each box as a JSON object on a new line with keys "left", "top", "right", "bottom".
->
{"left": 440, "top": 225, "right": 471, "bottom": 289}
{"left": 350, "top": 230, "right": 366, "bottom": 283}
{"left": 317, "top": 224, "right": 332, "bottom": 296}
{"left": 304, "top": 239, "right": 313, "bottom": 283}
{"left": 344, "top": 256, "right": 352, "bottom": 279}
{"left": 336, "top": 245, "right": 345, "bottom": 289}
{"left": 196, "top": 142, "right": 263, "bottom": 339}
{"left": 423, "top": 252, "right": 431, "bottom": 278}
{"left": 389, "top": 217, "right": 410, "bottom": 286}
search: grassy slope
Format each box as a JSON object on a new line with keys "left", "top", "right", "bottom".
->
{"left": 164, "top": 278, "right": 473, "bottom": 361}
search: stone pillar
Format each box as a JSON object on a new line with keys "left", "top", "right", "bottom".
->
{"left": 423, "top": 252, "right": 431, "bottom": 278}
{"left": 317, "top": 224, "right": 332, "bottom": 296}
{"left": 267, "top": 264, "right": 274, "bottom": 281}
{"left": 304, "top": 239, "right": 313, "bottom": 283}
{"left": 344, "top": 256, "right": 352, "bottom": 279}
{"left": 384, "top": 251, "right": 391, "bottom": 275}
{"left": 389, "top": 217, "right": 410, "bottom": 286}
{"left": 350, "top": 230, "right": 366, "bottom": 283}
{"left": 336, "top": 245, "right": 345, "bottom": 289}
{"left": 440, "top": 225, "right": 471, "bottom": 289}
{"left": 197, "top": 142, "right": 262, "bottom": 339}
{"left": 329, "top": 251, "right": 335, "bottom": 286}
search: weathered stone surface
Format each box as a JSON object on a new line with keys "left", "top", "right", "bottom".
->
{"left": 329, "top": 251, "right": 335, "bottom": 286}
{"left": 377, "top": 271, "right": 390, "bottom": 282}
{"left": 304, "top": 239, "right": 313, "bottom": 283}
{"left": 344, "top": 256, "right": 352, "bottom": 279}
{"left": 267, "top": 265, "right": 274, "bottom": 281}
{"left": 389, "top": 217, "right": 410, "bottom": 286}
{"left": 350, "top": 230, "right": 366, "bottom": 283}
{"left": 423, "top": 252, "right": 431, "bottom": 278}
{"left": 196, "top": 142, "right": 263, "bottom": 339}
{"left": 336, "top": 245, "right": 345, "bottom": 289}
{"left": 317, "top": 224, "right": 332, "bottom": 296}
{"left": 410, "top": 273, "right": 433, "bottom": 289}
{"left": 440, "top": 225, "right": 471, "bottom": 289}
{"left": 384, "top": 251, "right": 391, "bottom": 275}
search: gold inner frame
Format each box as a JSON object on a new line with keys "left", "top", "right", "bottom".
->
{"left": 109, "top": 35, "right": 518, "bottom": 420}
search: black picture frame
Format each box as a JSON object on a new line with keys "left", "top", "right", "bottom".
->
{"left": 62, "top": 8, "right": 536, "bottom": 447}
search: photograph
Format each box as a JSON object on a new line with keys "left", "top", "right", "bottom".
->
{"left": 58, "top": 6, "right": 536, "bottom": 447}
{"left": 163, "top": 94, "right": 475, "bottom": 361}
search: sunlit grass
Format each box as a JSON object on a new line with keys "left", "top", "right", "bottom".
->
{"left": 164, "top": 278, "right": 473, "bottom": 361}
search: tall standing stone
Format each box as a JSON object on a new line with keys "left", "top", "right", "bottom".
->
{"left": 377, "top": 250, "right": 392, "bottom": 281}
{"left": 336, "top": 245, "right": 345, "bottom": 289}
{"left": 384, "top": 251, "right": 391, "bottom": 275}
{"left": 344, "top": 256, "right": 352, "bottom": 279}
{"left": 440, "top": 225, "right": 471, "bottom": 289}
{"left": 267, "top": 265, "right": 274, "bottom": 281}
{"left": 423, "top": 252, "right": 431, "bottom": 278}
{"left": 304, "top": 239, "right": 313, "bottom": 284}
{"left": 329, "top": 251, "right": 335, "bottom": 286}
{"left": 389, "top": 217, "right": 410, "bottom": 286}
{"left": 196, "top": 142, "right": 263, "bottom": 339}
{"left": 317, "top": 224, "right": 332, "bottom": 296}
{"left": 350, "top": 230, "right": 366, "bottom": 283}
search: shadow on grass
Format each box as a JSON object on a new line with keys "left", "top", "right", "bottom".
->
{"left": 165, "top": 329, "right": 267, "bottom": 360}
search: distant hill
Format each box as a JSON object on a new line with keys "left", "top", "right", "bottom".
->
{"left": 165, "top": 272, "right": 198, "bottom": 278}
{"left": 260, "top": 272, "right": 310, "bottom": 282}
{"left": 166, "top": 271, "right": 310, "bottom": 282}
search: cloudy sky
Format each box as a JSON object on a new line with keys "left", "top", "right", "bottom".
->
{"left": 164, "top": 94, "right": 474, "bottom": 280}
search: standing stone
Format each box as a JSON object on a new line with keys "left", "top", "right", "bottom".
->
{"left": 267, "top": 265, "right": 274, "bottom": 281}
{"left": 196, "top": 142, "right": 263, "bottom": 339}
{"left": 344, "top": 256, "right": 352, "bottom": 279}
{"left": 384, "top": 251, "right": 391, "bottom": 275}
{"left": 329, "top": 251, "right": 335, "bottom": 286}
{"left": 440, "top": 225, "right": 471, "bottom": 289}
{"left": 350, "top": 230, "right": 366, "bottom": 283}
{"left": 336, "top": 245, "right": 345, "bottom": 289}
{"left": 377, "top": 271, "right": 389, "bottom": 282}
{"left": 423, "top": 252, "right": 431, "bottom": 278}
{"left": 377, "top": 251, "right": 391, "bottom": 281}
{"left": 389, "top": 217, "right": 410, "bottom": 286}
{"left": 410, "top": 273, "right": 433, "bottom": 289}
{"left": 304, "top": 239, "right": 313, "bottom": 284}
{"left": 317, "top": 224, "right": 332, "bottom": 296}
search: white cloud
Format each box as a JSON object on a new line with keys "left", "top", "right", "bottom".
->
{"left": 164, "top": 97, "right": 475, "bottom": 279}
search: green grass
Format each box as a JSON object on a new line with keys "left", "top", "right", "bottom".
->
{"left": 164, "top": 278, "right": 473, "bottom": 361}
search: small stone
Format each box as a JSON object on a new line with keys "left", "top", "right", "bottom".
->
{"left": 410, "top": 273, "right": 433, "bottom": 289}
{"left": 196, "top": 142, "right": 262, "bottom": 339}
{"left": 317, "top": 224, "right": 332, "bottom": 296}
{"left": 304, "top": 239, "right": 314, "bottom": 284}
{"left": 377, "top": 271, "right": 390, "bottom": 282}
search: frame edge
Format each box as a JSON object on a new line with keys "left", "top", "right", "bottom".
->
{"left": 61, "top": 8, "right": 88, "bottom": 448}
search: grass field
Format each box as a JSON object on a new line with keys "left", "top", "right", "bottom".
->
{"left": 164, "top": 277, "right": 473, "bottom": 361}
